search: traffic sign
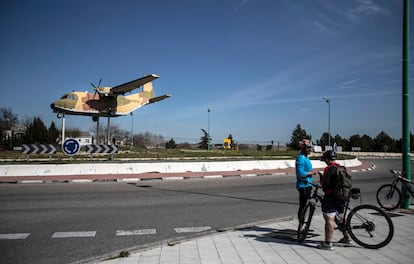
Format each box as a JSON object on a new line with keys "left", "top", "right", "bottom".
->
{"left": 22, "top": 144, "right": 57, "bottom": 155}
{"left": 62, "top": 138, "right": 80, "bottom": 156}
{"left": 85, "top": 144, "right": 118, "bottom": 154}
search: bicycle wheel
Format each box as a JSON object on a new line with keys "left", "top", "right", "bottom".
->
{"left": 297, "top": 202, "right": 315, "bottom": 243}
{"left": 347, "top": 204, "right": 394, "bottom": 249}
{"left": 376, "top": 184, "right": 401, "bottom": 211}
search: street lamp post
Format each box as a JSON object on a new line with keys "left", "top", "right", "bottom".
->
{"left": 207, "top": 108, "right": 211, "bottom": 150}
{"left": 130, "top": 112, "right": 134, "bottom": 148}
{"left": 323, "top": 97, "right": 331, "bottom": 147}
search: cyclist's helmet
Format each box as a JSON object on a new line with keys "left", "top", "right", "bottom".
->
{"left": 299, "top": 139, "right": 312, "bottom": 150}
{"left": 321, "top": 150, "right": 337, "bottom": 161}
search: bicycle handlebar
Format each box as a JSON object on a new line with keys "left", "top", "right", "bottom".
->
{"left": 390, "top": 169, "right": 413, "bottom": 183}
{"left": 309, "top": 183, "right": 324, "bottom": 201}
{"left": 311, "top": 183, "right": 322, "bottom": 189}
{"left": 390, "top": 169, "right": 402, "bottom": 175}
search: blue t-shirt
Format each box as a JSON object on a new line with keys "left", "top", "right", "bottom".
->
{"left": 295, "top": 153, "right": 313, "bottom": 189}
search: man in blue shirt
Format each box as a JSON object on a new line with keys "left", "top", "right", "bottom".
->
{"left": 295, "top": 139, "right": 316, "bottom": 222}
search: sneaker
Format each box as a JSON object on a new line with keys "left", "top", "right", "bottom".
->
{"left": 317, "top": 242, "right": 334, "bottom": 250}
{"left": 338, "top": 237, "right": 352, "bottom": 244}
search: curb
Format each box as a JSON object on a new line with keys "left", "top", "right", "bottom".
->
{"left": 3, "top": 161, "right": 374, "bottom": 184}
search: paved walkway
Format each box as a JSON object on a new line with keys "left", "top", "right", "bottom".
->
{"left": 79, "top": 159, "right": 401, "bottom": 264}
{"left": 90, "top": 207, "right": 414, "bottom": 264}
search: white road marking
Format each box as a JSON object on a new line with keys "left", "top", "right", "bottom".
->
{"left": 51, "top": 231, "right": 96, "bottom": 238}
{"left": 203, "top": 175, "right": 223, "bottom": 179}
{"left": 240, "top": 174, "right": 257, "bottom": 177}
{"left": 70, "top": 179, "right": 94, "bottom": 183}
{"left": 174, "top": 226, "right": 211, "bottom": 233}
{"left": 0, "top": 233, "right": 30, "bottom": 240}
{"left": 162, "top": 177, "right": 184, "bottom": 180}
{"left": 116, "top": 178, "right": 141, "bottom": 183}
{"left": 116, "top": 229, "right": 157, "bottom": 236}
{"left": 3, "top": 227, "right": 212, "bottom": 240}
{"left": 18, "top": 180, "right": 44, "bottom": 184}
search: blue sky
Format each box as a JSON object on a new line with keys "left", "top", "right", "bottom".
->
{"left": 0, "top": 0, "right": 413, "bottom": 145}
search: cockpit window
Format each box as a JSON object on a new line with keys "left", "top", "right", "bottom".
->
{"left": 68, "top": 94, "right": 77, "bottom": 100}
{"left": 60, "top": 93, "right": 78, "bottom": 100}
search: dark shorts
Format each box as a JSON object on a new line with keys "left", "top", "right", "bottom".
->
{"left": 322, "top": 194, "right": 346, "bottom": 214}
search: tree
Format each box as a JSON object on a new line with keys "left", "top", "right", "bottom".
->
{"left": 48, "top": 121, "right": 60, "bottom": 144}
{"left": 374, "top": 131, "right": 396, "bottom": 152}
{"left": 287, "top": 124, "right": 312, "bottom": 150}
{"left": 24, "top": 117, "right": 48, "bottom": 144}
{"left": 0, "top": 107, "right": 18, "bottom": 132}
{"left": 360, "top": 134, "right": 374, "bottom": 151}
{"left": 349, "top": 134, "right": 362, "bottom": 149}
{"left": 0, "top": 108, "right": 18, "bottom": 148}
{"left": 332, "top": 134, "right": 348, "bottom": 149}
{"left": 198, "top": 129, "right": 209, "bottom": 149}
{"left": 177, "top": 142, "right": 193, "bottom": 149}
{"left": 165, "top": 138, "right": 177, "bottom": 149}
{"left": 318, "top": 132, "right": 331, "bottom": 147}
{"left": 133, "top": 131, "right": 164, "bottom": 149}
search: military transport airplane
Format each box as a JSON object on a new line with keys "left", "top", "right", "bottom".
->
{"left": 50, "top": 74, "right": 170, "bottom": 119}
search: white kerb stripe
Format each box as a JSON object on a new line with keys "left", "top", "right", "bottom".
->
{"left": 52, "top": 231, "right": 96, "bottom": 238}
{"left": 0, "top": 233, "right": 30, "bottom": 240}
{"left": 174, "top": 226, "right": 211, "bottom": 233}
{"left": 116, "top": 229, "right": 156, "bottom": 236}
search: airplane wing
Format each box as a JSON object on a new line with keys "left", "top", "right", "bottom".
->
{"left": 110, "top": 74, "right": 160, "bottom": 95}
{"left": 149, "top": 94, "right": 171, "bottom": 104}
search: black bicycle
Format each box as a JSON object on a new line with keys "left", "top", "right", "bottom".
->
{"left": 376, "top": 169, "right": 414, "bottom": 211}
{"left": 297, "top": 183, "right": 394, "bottom": 249}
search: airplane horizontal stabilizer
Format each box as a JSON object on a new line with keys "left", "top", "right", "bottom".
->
{"left": 111, "top": 74, "right": 159, "bottom": 95}
{"left": 149, "top": 94, "right": 171, "bottom": 104}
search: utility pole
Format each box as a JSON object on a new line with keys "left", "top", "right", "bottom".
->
{"left": 402, "top": 0, "right": 411, "bottom": 209}
{"left": 323, "top": 97, "right": 331, "bottom": 147}
{"left": 207, "top": 108, "right": 211, "bottom": 150}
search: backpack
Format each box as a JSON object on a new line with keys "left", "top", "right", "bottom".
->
{"left": 333, "top": 165, "right": 352, "bottom": 199}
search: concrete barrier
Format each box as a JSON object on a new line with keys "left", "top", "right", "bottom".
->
{"left": 0, "top": 159, "right": 362, "bottom": 178}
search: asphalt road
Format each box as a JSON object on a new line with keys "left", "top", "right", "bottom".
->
{"left": 0, "top": 159, "right": 407, "bottom": 264}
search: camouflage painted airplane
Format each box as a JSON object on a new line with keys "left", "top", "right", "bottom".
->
{"left": 50, "top": 74, "right": 170, "bottom": 120}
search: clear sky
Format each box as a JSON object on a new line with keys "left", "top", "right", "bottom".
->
{"left": 1, "top": 0, "right": 413, "bottom": 145}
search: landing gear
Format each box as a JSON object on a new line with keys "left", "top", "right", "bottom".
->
{"left": 92, "top": 115, "right": 112, "bottom": 145}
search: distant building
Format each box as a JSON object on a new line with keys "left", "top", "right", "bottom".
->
{"left": 74, "top": 132, "right": 93, "bottom": 146}
{"left": 4, "top": 124, "right": 26, "bottom": 141}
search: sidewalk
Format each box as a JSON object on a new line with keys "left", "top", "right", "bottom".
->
{"left": 78, "top": 160, "right": 394, "bottom": 264}
{"left": 91, "top": 208, "right": 414, "bottom": 264}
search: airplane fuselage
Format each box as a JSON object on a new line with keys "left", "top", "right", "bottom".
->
{"left": 50, "top": 91, "right": 150, "bottom": 117}
{"left": 51, "top": 74, "right": 170, "bottom": 119}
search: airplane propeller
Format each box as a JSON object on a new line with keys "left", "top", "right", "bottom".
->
{"left": 91, "top": 79, "right": 102, "bottom": 99}
{"left": 90, "top": 79, "right": 102, "bottom": 88}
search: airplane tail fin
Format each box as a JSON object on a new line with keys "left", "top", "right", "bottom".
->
{"left": 143, "top": 82, "right": 155, "bottom": 98}
{"left": 142, "top": 81, "right": 171, "bottom": 104}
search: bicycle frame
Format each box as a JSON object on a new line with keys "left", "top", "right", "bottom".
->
{"left": 392, "top": 170, "right": 414, "bottom": 197}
